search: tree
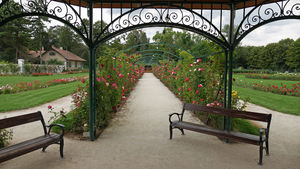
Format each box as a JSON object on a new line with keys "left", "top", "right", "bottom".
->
{"left": 124, "top": 30, "right": 149, "bottom": 54}
{"left": 0, "top": 1, "right": 31, "bottom": 62}
{"left": 286, "top": 38, "right": 300, "bottom": 71}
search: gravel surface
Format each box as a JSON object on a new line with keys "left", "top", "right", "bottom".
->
{"left": 1, "top": 73, "right": 299, "bottom": 169}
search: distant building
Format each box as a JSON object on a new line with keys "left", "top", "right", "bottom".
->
{"left": 28, "top": 45, "right": 86, "bottom": 70}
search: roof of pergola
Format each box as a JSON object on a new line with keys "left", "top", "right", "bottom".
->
{"left": 56, "top": 0, "right": 280, "bottom": 9}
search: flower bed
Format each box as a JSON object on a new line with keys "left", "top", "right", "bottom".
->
{"left": 32, "top": 73, "right": 53, "bottom": 76}
{"left": 0, "top": 76, "right": 86, "bottom": 95}
{"left": 252, "top": 83, "right": 300, "bottom": 97}
{"left": 245, "top": 73, "right": 300, "bottom": 81}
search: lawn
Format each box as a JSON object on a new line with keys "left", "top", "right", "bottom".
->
{"left": 0, "top": 81, "right": 83, "bottom": 112}
{"left": 234, "top": 86, "right": 300, "bottom": 116}
{"left": 233, "top": 74, "right": 299, "bottom": 88}
{"left": 0, "top": 73, "right": 88, "bottom": 86}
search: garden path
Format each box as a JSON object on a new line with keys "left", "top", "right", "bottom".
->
{"left": 1, "top": 73, "right": 299, "bottom": 169}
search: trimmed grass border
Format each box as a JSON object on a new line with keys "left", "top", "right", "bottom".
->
{"left": 0, "top": 81, "right": 82, "bottom": 112}
{"left": 234, "top": 86, "right": 300, "bottom": 116}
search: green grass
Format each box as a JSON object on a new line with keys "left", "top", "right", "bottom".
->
{"left": 234, "top": 86, "right": 300, "bottom": 116}
{"left": 0, "top": 81, "right": 82, "bottom": 112}
{"left": 234, "top": 74, "right": 299, "bottom": 88}
{"left": 0, "top": 73, "right": 88, "bottom": 86}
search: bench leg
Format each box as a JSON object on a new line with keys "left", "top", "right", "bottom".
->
{"left": 60, "top": 138, "right": 64, "bottom": 158}
{"left": 258, "top": 142, "right": 263, "bottom": 165}
{"left": 42, "top": 146, "right": 49, "bottom": 152}
{"left": 265, "top": 140, "right": 269, "bottom": 156}
{"left": 169, "top": 125, "right": 173, "bottom": 140}
{"left": 180, "top": 128, "right": 184, "bottom": 135}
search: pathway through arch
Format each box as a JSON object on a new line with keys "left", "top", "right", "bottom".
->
{"left": 0, "top": 73, "right": 299, "bottom": 169}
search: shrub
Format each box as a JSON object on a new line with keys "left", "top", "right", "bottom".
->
{"left": 153, "top": 55, "right": 259, "bottom": 135}
{"left": 50, "top": 51, "right": 145, "bottom": 135}
{"left": 0, "top": 129, "right": 13, "bottom": 148}
{"left": 0, "top": 64, "right": 9, "bottom": 74}
{"left": 47, "top": 59, "right": 64, "bottom": 65}
{"left": 8, "top": 63, "right": 20, "bottom": 74}
{"left": 24, "top": 64, "right": 33, "bottom": 74}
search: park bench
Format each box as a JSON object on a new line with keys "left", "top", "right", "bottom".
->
{"left": 0, "top": 111, "right": 64, "bottom": 163}
{"left": 169, "top": 103, "right": 272, "bottom": 165}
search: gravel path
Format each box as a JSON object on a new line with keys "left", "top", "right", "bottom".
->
{"left": 1, "top": 73, "right": 299, "bottom": 169}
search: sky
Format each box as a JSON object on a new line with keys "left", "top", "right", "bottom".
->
{"left": 48, "top": 0, "right": 300, "bottom": 47}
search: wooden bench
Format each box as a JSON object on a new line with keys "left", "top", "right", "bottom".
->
{"left": 169, "top": 103, "right": 272, "bottom": 165}
{"left": 0, "top": 111, "right": 64, "bottom": 163}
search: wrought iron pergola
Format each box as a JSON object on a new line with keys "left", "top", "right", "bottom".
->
{"left": 0, "top": 0, "right": 299, "bottom": 140}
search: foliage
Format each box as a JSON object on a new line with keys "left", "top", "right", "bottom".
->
{"left": 0, "top": 1, "right": 32, "bottom": 63}
{"left": 8, "top": 63, "right": 20, "bottom": 74}
{"left": 286, "top": 38, "right": 300, "bottom": 71}
{"left": 153, "top": 55, "right": 259, "bottom": 135}
{"left": 235, "top": 38, "right": 299, "bottom": 72}
{"left": 153, "top": 28, "right": 215, "bottom": 62}
{"left": 46, "top": 59, "right": 64, "bottom": 65}
{"left": 233, "top": 69, "right": 274, "bottom": 74}
{"left": 52, "top": 49, "right": 145, "bottom": 134}
{"left": 0, "top": 129, "right": 13, "bottom": 148}
{"left": 47, "top": 105, "right": 67, "bottom": 124}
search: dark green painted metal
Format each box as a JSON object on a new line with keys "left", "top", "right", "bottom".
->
{"left": 223, "top": 49, "right": 228, "bottom": 130}
{"left": 88, "top": 2, "right": 95, "bottom": 141}
{"left": 115, "top": 42, "right": 195, "bottom": 58}
{"left": 137, "top": 49, "right": 182, "bottom": 60}
{"left": 140, "top": 54, "right": 170, "bottom": 60}
{"left": 227, "top": 3, "right": 235, "bottom": 133}
{"left": 137, "top": 53, "right": 174, "bottom": 63}
{"left": 93, "top": 48, "right": 97, "bottom": 138}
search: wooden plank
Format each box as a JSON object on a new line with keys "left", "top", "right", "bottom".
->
{"left": 0, "top": 134, "right": 60, "bottom": 163}
{"left": 172, "top": 121, "right": 262, "bottom": 145}
{"left": 183, "top": 103, "right": 271, "bottom": 122}
{"left": 0, "top": 111, "right": 42, "bottom": 129}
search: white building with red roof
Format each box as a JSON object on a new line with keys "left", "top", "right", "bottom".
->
{"left": 28, "top": 45, "right": 86, "bottom": 70}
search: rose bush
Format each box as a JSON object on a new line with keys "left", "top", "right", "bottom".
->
{"left": 153, "top": 52, "right": 258, "bottom": 135}
{"left": 52, "top": 51, "right": 145, "bottom": 134}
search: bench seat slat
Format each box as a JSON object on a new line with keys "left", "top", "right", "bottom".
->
{"left": 171, "top": 121, "right": 264, "bottom": 145}
{"left": 0, "top": 134, "right": 60, "bottom": 163}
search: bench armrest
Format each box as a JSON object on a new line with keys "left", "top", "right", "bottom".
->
{"left": 47, "top": 124, "right": 65, "bottom": 138}
{"left": 169, "top": 113, "right": 182, "bottom": 124}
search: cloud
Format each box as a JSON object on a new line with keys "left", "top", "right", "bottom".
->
{"left": 240, "top": 20, "right": 300, "bottom": 46}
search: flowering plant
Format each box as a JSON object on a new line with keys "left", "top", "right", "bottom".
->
{"left": 47, "top": 105, "right": 67, "bottom": 124}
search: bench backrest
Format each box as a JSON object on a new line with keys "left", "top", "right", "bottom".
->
{"left": 0, "top": 111, "right": 47, "bottom": 135}
{"left": 183, "top": 103, "right": 272, "bottom": 123}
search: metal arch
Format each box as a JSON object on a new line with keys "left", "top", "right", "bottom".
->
{"left": 233, "top": 0, "right": 300, "bottom": 48}
{"left": 114, "top": 42, "right": 194, "bottom": 59}
{"left": 140, "top": 53, "right": 174, "bottom": 61}
{"left": 130, "top": 49, "right": 182, "bottom": 60}
{"left": 93, "top": 2, "right": 229, "bottom": 49}
{"left": 0, "top": 0, "right": 89, "bottom": 45}
{"left": 136, "top": 53, "right": 173, "bottom": 64}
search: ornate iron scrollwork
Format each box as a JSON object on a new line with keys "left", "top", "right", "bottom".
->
{"left": 0, "top": 0, "right": 88, "bottom": 40}
{"left": 235, "top": 0, "right": 300, "bottom": 45}
{"left": 95, "top": 3, "right": 227, "bottom": 47}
